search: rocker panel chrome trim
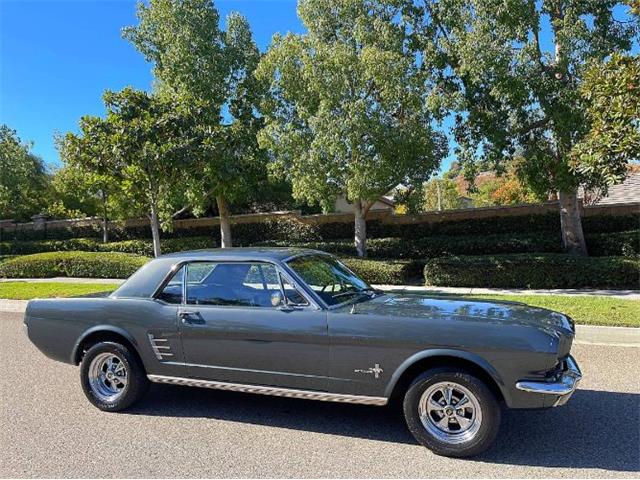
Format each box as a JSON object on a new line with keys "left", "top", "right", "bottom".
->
{"left": 147, "top": 374, "right": 388, "bottom": 406}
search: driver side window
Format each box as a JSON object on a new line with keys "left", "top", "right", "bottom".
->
{"left": 185, "top": 262, "right": 283, "bottom": 308}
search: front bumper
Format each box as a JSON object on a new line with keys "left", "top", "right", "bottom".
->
{"left": 515, "top": 355, "right": 582, "bottom": 407}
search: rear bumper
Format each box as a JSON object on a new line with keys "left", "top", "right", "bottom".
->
{"left": 515, "top": 355, "right": 582, "bottom": 407}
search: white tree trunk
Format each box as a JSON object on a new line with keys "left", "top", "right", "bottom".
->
{"left": 216, "top": 195, "right": 233, "bottom": 248}
{"left": 558, "top": 189, "right": 587, "bottom": 256}
{"left": 149, "top": 202, "right": 162, "bottom": 258}
{"left": 354, "top": 201, "right": 367, "bottom": 258}
{"left": 101, "top": 193, "right": 109, "bottom": 244}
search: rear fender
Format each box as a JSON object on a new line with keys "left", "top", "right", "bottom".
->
{"left": 71, "top": 325, "right": 139, "bottom": 365}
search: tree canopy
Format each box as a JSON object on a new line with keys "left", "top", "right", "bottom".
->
{"left": 257, "top": 0, "right": 447, "bottom": 256}
{"left": 124, "top": 0, "right": 266, "bottom": 247}
{"left": 408, "top": 0, "right": 638, "bottom": 254}
{"left": 572, "top": 53, "right": 640, "bottom": 189}
{"left": 0, "top": 125, "right": 50, "bottom": 222}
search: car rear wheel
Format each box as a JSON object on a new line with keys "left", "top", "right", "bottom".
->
{"left": 403, "top": 367, "right": 501, "bottom": 457}
{"left": 80, "top": 341, "right": 149, "bottom": 411}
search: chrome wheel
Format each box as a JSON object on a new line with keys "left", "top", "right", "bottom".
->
{"left": 88, "top": 352, "right": 128, "bottom": 402}
{"left": 418, "top": 381, "right": 482, "bottom": 444}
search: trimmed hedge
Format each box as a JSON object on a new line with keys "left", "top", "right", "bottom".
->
{"left": 0, "top": 252, "right": 150, "bottom": 279}
{"left": 423, "top": 254, "right": 640, "bottom": 289}
{"left": 3, "top": 210, "right": 637, "bottom": 243}
{"left": 341, "top": 258, "right": 424, "bottom": 285}
{"left": 586, "top": 230, "right": 639, "bottom": 257}
{"left": 256, "top": 229, "right": 639, "bottom": 258}
{"left": 0, "top": 236, "right": 216, "bottom": 257}
{"left": 3, "top": 229, "right": 637, "bottom": 259}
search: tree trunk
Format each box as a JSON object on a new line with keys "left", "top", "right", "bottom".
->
{"left": 354, "top": 201, "right": 367, "bottom": 258}
{"left": 216, "top": 195, "right": 233, "bottom": 248}
{"left": 101, "top": 192, "right": 109, "bottom": 244}
{"left": 558, "top": 189, "right": 587, "bottom": 256}
{"left": 149, "top": 201, "right": 162, "bottom": 258}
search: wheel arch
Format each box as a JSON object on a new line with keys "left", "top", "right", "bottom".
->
{"left": 385, "top": 349, "right": 508, "bottom": 404}
{"left": 72, "top": 326, "right": 140, "bottom": 365}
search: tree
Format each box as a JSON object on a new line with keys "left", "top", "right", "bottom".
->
{"left": 572, "top": 53, "right": 640, "bottom": 189}
{"left": 51, "top": 148, "right": 130, "bottom": 243}
{"left": 61, "top": 88, "right": 195, "bottom": 256}
{"left": 124, "top": 0, "right": 266, "bottom": 248}
{"left": 423, "top": 178, "right": 463, "bottom": 211}
{"left": 409, "top": 0, "right": 638, "bottom": 255}
{"left": 0, "top": 125, "right": 50, "bottom": 222}
{"left": 257, "top": 0, "right": 447, "bottom": 257}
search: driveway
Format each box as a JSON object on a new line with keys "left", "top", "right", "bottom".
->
{"left": 1, "top": 311, "right": 638, "bottom": 478}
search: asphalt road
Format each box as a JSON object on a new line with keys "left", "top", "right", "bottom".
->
{"left": 1, "top": 311, "right": 638, "bottom": 478}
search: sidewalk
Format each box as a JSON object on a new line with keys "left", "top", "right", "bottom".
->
{"left": 2, "top": 277, "right": 639, "bottom": 300}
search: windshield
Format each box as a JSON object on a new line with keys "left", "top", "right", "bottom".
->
{"left": 286, "top": 254, "right": 373, "bottom": 306}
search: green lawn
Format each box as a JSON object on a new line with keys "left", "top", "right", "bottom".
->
{"left": 0, "top": 282, "right": 119, "bottom": 300}
{"left": 454, "top": 294, "right": 639, "bottom": 328}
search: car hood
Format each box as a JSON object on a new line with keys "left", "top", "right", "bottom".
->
{"left": 350, "top": 293, "right": 574, "bottom": 333}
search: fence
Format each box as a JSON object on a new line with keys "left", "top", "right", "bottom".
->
{"left": 0, "top": 201, "right": 638, "bottom": 243}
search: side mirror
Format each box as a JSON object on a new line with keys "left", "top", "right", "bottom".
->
{"left": 271, "top": 291, "right": 294, "bottom": 311}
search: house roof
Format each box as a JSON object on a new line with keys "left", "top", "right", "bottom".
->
{"left": 596, "top": 173, "right": 640, "bottom": 205}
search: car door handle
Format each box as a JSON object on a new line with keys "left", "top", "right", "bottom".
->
{"left": 179, "top": 311, "right": 205, "bottom": 325}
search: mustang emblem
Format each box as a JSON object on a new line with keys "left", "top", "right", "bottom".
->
{"left": 354, "top": 363, "right": 384, "bottom": 379}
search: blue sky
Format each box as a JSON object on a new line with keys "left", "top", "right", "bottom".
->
{"left": 1, "top": 0, "right": 305, "bottom": 167}
{"left": 1, "top": 1, "right": 636, "bottom": 172}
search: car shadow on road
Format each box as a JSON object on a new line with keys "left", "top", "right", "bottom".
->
{"left": 128, "top": 386, "right": 638, "bottom": 472}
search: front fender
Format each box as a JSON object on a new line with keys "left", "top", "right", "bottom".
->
{"left": 383, "top": 348, "right": 508, "bottom": 400}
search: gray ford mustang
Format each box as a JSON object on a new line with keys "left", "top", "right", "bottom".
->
{"left": 25, "top": 248, "right": 581, "bottom": 457}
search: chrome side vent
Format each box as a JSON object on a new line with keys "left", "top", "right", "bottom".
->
{"left": 148, "top": 334, "right": 174, "bottom": 360}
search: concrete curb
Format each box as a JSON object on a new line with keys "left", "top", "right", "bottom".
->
{"left": 1, "top": 299, "right": 637, "bottom": 346}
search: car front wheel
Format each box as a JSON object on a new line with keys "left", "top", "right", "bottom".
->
{"left": 80, "top": 341, "right": 149, "bottom": 411}
{"left": 403, "top": 367, "right": 501, "bottom": 457}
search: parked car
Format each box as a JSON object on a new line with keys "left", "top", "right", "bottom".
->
{"left": 25, "top": 248, "right": 581, "bottom": 457}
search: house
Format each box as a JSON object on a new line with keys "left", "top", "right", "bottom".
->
{"left": 333, "top": 194, "right": 396, "bottom": 213}
{"left": 592, "top": 173, "right": 640, "bottom": 205}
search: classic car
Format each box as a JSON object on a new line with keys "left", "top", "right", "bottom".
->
{"left": 24, "top": 248, "right": 581, "bottom": 457}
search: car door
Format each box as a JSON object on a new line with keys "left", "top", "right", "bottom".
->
{"left": 178, "top": 261, "right": 330, "bottom": 391}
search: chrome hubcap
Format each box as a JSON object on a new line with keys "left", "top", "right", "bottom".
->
{"left": 88, "top": 353, "right": 128, "bottom": 402}
{"left": 418, "top": 381, "right": 482, "bottom": 444}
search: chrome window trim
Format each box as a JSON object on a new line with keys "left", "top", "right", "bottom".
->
{"left": 147, "top": 374, "right": 388, "bottom": 406}
{"left": 282, "top": 252, "right": 375, "bottom": 310}
{"left": 152, "top": 259, "right": 321, "bottom": 310}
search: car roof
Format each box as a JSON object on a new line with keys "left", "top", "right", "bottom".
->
{"left": 159, "top": 247, "right": 326, "bottom": 262}
{"left": 111, "top": 248, "right": 328, "bottom": 299}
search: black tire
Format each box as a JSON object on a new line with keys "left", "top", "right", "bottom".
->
{"left": 403, "top": 367, "right": 501, "bottom": 458}
{"left": 80, "top": 341, "right": 149, "bottom": 411}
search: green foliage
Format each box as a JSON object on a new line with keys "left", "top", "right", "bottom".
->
{"left": 124, "top": 0, "right": 267, "bottom": 245}
{"left": 423, "top": 254, "right": 640, "bottom": 289}
{"left": 0, "top": 252, "right": 149, "bottom": 279}
{"left": 572, "top": 53, "right": 640, "bottom": 189}
{"left": 256, "top": 230, "right": 639, "bottom": 258}
{"left": 413, "top": 0, "right": 638, "bottom": 194}
{"left": 340, "top": 258, "right": 424, "bottom": 285}
{"left": 586, "top": 230, "right": 640, "bottom": 257}
{"left": 257, "top": 0, "right": 446, "bottom": 255}
{"left": 422, "top": 178, "right": 463, "bottom": 211}
{"left": 0, "top": 125, "right": 51, "bottom": 222}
